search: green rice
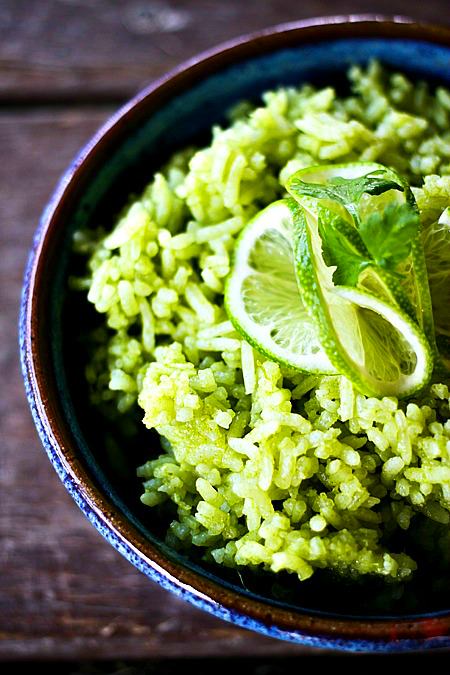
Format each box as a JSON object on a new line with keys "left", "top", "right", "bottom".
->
{"left": 74, "top": 62, "right": 450, "bottom": 582}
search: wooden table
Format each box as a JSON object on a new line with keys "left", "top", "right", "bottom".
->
{"left": 1, "top": 0, "right": 449, "bottom": 665}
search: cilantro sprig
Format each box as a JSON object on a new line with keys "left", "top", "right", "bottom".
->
{"left": 359, "top": 202, "right": 420, "bottom": 269}
{"left": 318, "top": 202, "right": 420, "bottom": 287}
{"left": 288, "top": 170, "right": 404, "bottom": 224}
{"left": 287, "top": 166, "right": 420, "bottom": 287}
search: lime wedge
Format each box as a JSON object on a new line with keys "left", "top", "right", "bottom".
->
{"left": 225, "top": 200, "right": 336, "bottom": 373}
{"left": 293, "top": 204, "right": 433, "bottom": 397}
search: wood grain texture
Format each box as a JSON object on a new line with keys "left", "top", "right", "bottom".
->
{"left": 0, "top": 0, "right": 449, "bottom": 103}
{"left": 2, "top": 0, "right": 450, "bottom": 662}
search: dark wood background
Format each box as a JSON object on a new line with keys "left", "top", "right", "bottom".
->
{"left": 1, "top": 0, "right": 450, "bottom": 664}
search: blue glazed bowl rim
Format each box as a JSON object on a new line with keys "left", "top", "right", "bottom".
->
{"left": 19, "top": 14, "right": 450, "bottom": 652}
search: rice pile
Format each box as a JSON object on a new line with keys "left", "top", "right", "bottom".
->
{"left": 74, "top": 62, "right": 450, "bottom": 582}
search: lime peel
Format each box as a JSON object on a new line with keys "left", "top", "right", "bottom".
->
{"left": 225, "top": 200, "right": 335, "bottom": 374}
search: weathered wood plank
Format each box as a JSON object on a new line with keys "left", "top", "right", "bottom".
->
{"left": 0, "top": 0, "right": 449, "bottom": 103}
{"left": 2, "top": 0, "right": 450, "bottom": 661}
{"left": 0, "top": 109, "right": 326, "bottom": 660}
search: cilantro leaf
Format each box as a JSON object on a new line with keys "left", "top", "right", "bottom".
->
{"left": 288, "top": 171, "right": 404, "bottom": 223}
{"left": 317, "top": 207, "right": 370, "bottom": 286}
{"left": 359, "top": 202, "right": 420, "bottom": 270}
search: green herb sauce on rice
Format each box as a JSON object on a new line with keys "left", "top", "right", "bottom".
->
{"left": 74, "top": 62, "right": 450, "bottom": 582}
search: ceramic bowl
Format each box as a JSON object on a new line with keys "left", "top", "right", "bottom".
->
{"left": 20, "top": 15, "right": 450, "bottom": 652}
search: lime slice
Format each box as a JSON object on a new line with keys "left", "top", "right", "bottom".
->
{"left": 422, "top": 207, "right": 450, "bottom": 339}
{"left": 224, "top": 200, "right": 336, "bottom": 373}
{"left": 303, "top": 194, "right": 419, "bottom": 318}
{"left": 286, "top": 162, "right": 436, "bottom": 344}
{"left": 293, "top": 204, "right": 433, "bottom": 397}
{"left": 421, "top": 207, "right": 450, "bottom": 375}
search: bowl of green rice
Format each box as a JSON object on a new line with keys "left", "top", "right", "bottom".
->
{"left": 20, "top": 15, "right": 450, "bottom": 652}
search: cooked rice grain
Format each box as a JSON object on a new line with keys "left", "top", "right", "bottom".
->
{"left": 75, "top": 62, "right": 450, "bottom": 582}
